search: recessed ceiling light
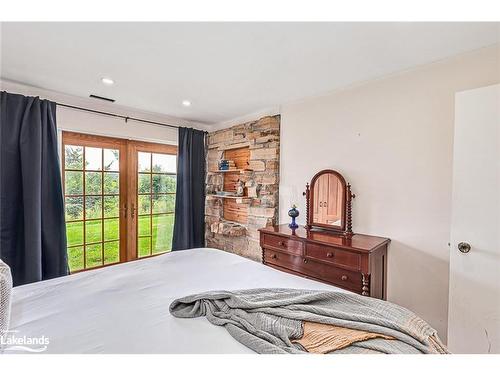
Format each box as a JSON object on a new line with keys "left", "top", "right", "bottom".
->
{"left": 101, "top": 77, "right": 114, "bottom": 86}
{"left": 182, "top": 100, "right": 191, "bottom": 107}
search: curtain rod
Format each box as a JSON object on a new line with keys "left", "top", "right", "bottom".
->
{"left": 57, "top": 102, "right": 180, "bottom": 130}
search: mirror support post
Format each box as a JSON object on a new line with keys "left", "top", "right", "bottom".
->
{"left": 303, "top": 183, "right": 311, "bottom": 229}
{"left": 343, "top": 183, "right": 355, "bottom": 238}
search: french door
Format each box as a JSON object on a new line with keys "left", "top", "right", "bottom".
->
{"left": 126, "top": 141, "right": 177, "bottom": 261}
{"left": 62, "top": 132, "right": 177, "bottom": 273}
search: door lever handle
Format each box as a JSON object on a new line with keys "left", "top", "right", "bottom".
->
{"left": 458, "top": 242, "right": 471, "bottom": 253}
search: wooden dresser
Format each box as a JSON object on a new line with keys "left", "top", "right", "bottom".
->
{"left": 259, "top": 225, "right": 390, "bottom": 299}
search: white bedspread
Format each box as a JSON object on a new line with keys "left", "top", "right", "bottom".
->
{"left": 8, "top": 248, "right": 345, "bottom": 353}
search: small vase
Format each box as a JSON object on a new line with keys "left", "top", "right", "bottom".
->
{"left": 288, "top": 205, "right": 299, "bottom": 229}
{"left": 219, "top": 159, "right": 229, "bottom": 171}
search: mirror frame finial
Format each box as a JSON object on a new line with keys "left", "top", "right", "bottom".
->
{"left": 303, "top": 169, "right": 355, "bottom": 236}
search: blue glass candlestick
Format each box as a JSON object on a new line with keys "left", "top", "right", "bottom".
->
{"left": 288, "top": 205, "right": 299, "bottom": 229}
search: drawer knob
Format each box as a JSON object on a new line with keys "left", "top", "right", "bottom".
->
{"left": 278, "top": 241, "right": 285, "bottom": 246}
{"left": 303, "top": 258, "right": 308, "bottom": 264}
{"left": 326, "top": 252, "right": 334, "bottom": 258}
{"left": 341, "top": 275, "right": 348, "bottom": 281}
{"left": 271, "top": 254, "right": 277, "bottom": 259}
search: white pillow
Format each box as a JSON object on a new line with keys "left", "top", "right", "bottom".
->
{"left": 0, "top": 258, "right": 13, "bottom": 342}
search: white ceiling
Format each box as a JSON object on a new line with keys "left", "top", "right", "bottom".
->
{"left": 1, "top": 22, "right": 498, "bottom": 125}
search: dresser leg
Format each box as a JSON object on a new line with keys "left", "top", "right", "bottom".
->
{"left": 361, "top": 273, "right": 370, "bottom": 296}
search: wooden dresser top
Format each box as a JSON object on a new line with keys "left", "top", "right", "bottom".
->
{"left": 259, "top": 224, "right": 390, "bottom": 253}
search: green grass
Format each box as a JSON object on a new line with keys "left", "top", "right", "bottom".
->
{"left": 66, "top": 215, "right": 173, "bottom": 273}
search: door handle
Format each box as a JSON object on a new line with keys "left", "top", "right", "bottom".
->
{"left": 458, "top": 242, "right": 471, "bottom": 253}
{"left": 122, "top": 204, "right": 128, "bottom": 218}
{"left": 131, "top": 203, "right": 136, "bottom": 219}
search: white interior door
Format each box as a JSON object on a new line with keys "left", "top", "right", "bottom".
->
{"left": 448, "top": 84, "right": 500, "bottom": 354}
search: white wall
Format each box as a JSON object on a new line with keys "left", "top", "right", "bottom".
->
{"left": 0, "top": 79, "right": 210, "bottom": 144}
{"left": 279, "top": 45, "right": 500, "bottom": 339}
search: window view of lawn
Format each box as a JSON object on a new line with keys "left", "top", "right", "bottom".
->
{"left": 64, "top": 144, "right": 176, "bottom": 273}
{"left": 136, "top": 151, "right": 176, "bottom": 258}
{"left": 66, "top": 214, "right": 174, "bottom": 271}
{"left": 137, "top": 214, "right": 174, "bottom": 257}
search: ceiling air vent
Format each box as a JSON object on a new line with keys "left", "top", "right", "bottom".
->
{"left": 89, "top": 94, "right": 115, "bottom": 103}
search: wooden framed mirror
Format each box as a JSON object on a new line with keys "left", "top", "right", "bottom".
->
{"left": 303, "top": 169, "right": 355, "bottom": 236}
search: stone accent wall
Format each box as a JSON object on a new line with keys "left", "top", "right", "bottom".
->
{"left": 205, "top": 115, "right": 280, "bottom": 261}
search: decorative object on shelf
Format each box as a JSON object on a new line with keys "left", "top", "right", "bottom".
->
{"left": 288, "top": 204, "right": 299, "bottom": 229}
{"left": 235, "top": 179, "right": 245, "bottom": 197}
{"left": 217, "top": 191, "right": 235, "bottom": 196}
{"left": 219, "top": 159, "right": 230, "bottom": 170}
{"left": 246, "top": 179, "right": 257, "bottom": 198}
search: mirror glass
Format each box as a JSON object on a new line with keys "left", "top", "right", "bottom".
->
{"left": 312, "top": 172, "right": 344, "bottom": 227}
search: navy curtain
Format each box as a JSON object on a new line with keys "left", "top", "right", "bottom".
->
{"left": 0, "top": 91, "right": 68, "bottom": 286}
{"left": 172, "top": 127, "right": 207, "bottom": 250}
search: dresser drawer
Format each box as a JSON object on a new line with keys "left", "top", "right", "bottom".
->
{"left": 305, "top": 243, "right": 361, "bottom": 270}
{"left": 263, "top": 249, "right": 362, "bottom": 293}
{"left": 302, "top": 259, "right": 363, "bottom": 293}
{"left": 262, "top": 234, "right": 304, "bottom": 256}
{"left": 264, "top": 249, "right": 305, "bottom": 270}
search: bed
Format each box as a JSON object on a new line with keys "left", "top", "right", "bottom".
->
{"left": 8, "top": 248, "right": 347, "bottom": 354}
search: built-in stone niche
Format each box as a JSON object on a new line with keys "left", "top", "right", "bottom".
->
{"left": 205, "top": 115, "right": 280, "bottom": 261}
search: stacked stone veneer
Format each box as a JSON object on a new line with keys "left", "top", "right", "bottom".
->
{"left": 205, "top": 115, "right": 280, "bottom": 261}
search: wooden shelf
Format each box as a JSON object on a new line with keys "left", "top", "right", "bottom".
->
{"left": 207, "top": 194, "right": 252, "bottom": 202}
{"left": 209, "top": 169, "right": 253, "bottom": 173}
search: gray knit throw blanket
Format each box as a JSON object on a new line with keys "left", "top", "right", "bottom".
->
{"left": 169, "top": 288, "right": 449, "bottom": 354}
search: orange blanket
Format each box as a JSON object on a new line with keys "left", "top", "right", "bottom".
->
{"left": 293, "top": 321, "right": 394, "bottom": 354}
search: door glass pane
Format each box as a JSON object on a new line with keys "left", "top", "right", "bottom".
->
{"left": 104, "top": 241, "right": 119, "bottom": 264}
{"left": 138, "top": 174, "right": 150, "bottom": 193}
{"left": 103, "top": 149, "right": 119, "bottom": 171}
{"left": 138, "top": 237, "right": 151, "bottom": 257}
{"left": 152, "top": 195, "right": 168, "bottom": 214}
{"left": 152, "top": 174, "right": 177, "bottom": 193}
{"left": 152, "top": 153, "right": 176, "bottom": 173}
{"left": 65, "top": 171, "right": 83, "bottom": 195}
{"left": 65, "top": 197, "right": 83, "bottom": 221}
{"left": 85, "top": 172, "right": 102, "bottom": 195}
{"left": 85, "top": 220, "right": 102, "bottom": 243}
{"left": 103, "top": 196, "right": 119, "bottom": 217}
{"left": 85, "top": 147, "right": 102, "bottom": 170}
{"left": 63, "top": 140, "right": 121, "bottom": 272}
{"left": 138, "top": 216, "right": 151, "bottom": 236}
{"left": 104, "top": 218, "right": 119, "bottom": 241}
{"left": 86, "top": 243, "right": 103, "bottom": 268}
{"left": 137, "top": 152, "right": 176, "bottom": 258}
{"left": 138, "top": 195, "right": 151, "bottom": 215}
{"left": 164, "top": 175, "right": 177, "bottom": 193}
{"left": 152, "top": 214, "right": 174, "bottom": 253}
{"left": 138, "top": 152, "right": 151, "bottom": 172}
{"left": 165, "top": 194, "right": 175, "bottom": 212}
{"left": 103, "top": 172, "right": 119, "bottom": 194}
{"left": 65, "top": 145, "right": 83, "bottom": 170}
{"left": 68, "top": 246, "right": 84, "bottom": 273}
{"left": 85, "top": 196, "right": 102, "bottom": 219}
{"left": 66, "top": 221, "right": 84, "bottom": 247}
